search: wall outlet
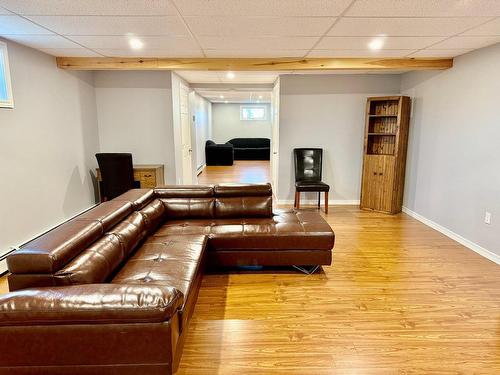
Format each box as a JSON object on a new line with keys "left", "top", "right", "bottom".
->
{"left": 484, "top": 211, "right": 492, "bottom": 225}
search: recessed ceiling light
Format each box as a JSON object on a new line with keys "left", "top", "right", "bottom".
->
{"left": 368, "top": 38, "right": 384, "bottom": 50}
{"left": 129, "top": 38, "right": 143, "bottom": 50}
{"left": 219, "top": 95, "right": 224, "bottom": 99}
{"left": 256, "top": 100, "right": 260, "bottom": 103}
{"left": 224, "top": 100, "right": 228, "bottom": 103}
{"left": 258, "top": 95, "right": 263, "bottom": 99}
{"left": 226, "top": 71, "right": 235, "bottom": 79}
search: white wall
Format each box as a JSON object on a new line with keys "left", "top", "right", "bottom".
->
{"left": 94, "top": 71, "right": 175, "bottom": 184}
{"left": 401, "top": 43, "right": 500, "bottom": 259}
{"left": 190, "top": 92, "right": 212, "bottom": 170}
{"left": 278, "top": 74, "right": 401, "bottom": 203}
{"left": 0, "top": 39, "right": 99, "bottom": 255}
{"left": 212, "top": 103, "right": 271, "bottom": 143}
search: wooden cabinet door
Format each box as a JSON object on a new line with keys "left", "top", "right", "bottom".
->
{"left": 361, "top": 155, "right": 379, "bottom": 209}
{"left": 361, "top": 155, "right": 395, "bottom": 212}
{"left": 377, "top": 156, "right": 395, "bottom": 213}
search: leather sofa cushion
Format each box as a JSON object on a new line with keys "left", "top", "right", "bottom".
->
{"left": 76, "top": 201, "right": 133, "bottom": 231}
{"left": 54, "top": 234, "right": 124, "bottom": 285}
{"left": 155, "top": 185, "right": 214, "bottom": 198}
{"left": 214, "top": 183, "right": 271, "bottom": 197}
{"left": 112, "top": 188, "right": 154, "bottom": 210}
{"left": 215, "top": 196, "right": 272, "bottom": 218}
{"left": 156, "top": 210, "right": 334, "bottom": 251}
{"left": 161, "top": 198, "right": 215, "bottom": 219}
{"left": 107, "top": 212, "right": 146, "bottom": 257}
{"left": 0, "top": 284, "right": 183, "bottom": 326}
{"left": 112, "top": 234, "right": 207, "bottom": 308}
{"left": 7, "top": 219, "right": 103, "bottom": 274}
{"left": 139, "top": 199, "right": 166, "bottom": 233}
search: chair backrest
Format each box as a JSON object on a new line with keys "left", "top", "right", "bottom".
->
{"left": 294, "top": 148, "right": 323, "bottom": 182}
{"left": 96, "top": 153, "right": 135, "bottom": 200}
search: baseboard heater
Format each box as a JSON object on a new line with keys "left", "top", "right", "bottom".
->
{"left": 0, "top": 203, "right": 99, "bottom": 276}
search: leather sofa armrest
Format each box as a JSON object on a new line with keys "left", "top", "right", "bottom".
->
{"left": 0, "top": 284, "right": 184, "bottom": 326}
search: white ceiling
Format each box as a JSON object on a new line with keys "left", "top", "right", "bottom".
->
{"left": 0, "top": 0, "right": 499, "bottom": 59}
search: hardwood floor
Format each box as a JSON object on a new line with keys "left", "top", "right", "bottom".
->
{"left": 198, "top": 160, "right": 271, "bottom": 184}
{"left": 1, "top": 161, "right": 499, "bottom": 373}
{"left": 183, "top": 161, "right": 500, "bottom": 374}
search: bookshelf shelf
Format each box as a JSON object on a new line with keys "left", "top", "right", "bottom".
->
{"left": 361, "top": 96, "right": 411, "bottom": 214}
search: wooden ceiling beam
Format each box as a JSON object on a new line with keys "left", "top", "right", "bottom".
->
{"left": 56, "top": 57, "right": 453, "bottom": 71}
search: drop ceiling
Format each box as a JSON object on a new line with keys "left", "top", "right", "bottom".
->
{"left": 0, "top": 0, "right": 499, "bottom": 59}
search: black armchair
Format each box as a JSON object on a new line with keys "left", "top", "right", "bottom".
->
{"left": 205, "top": 140, "right": 234, "bottom": 166}
{"left": 293, "top": 148, "right": 330, "bottom": 214}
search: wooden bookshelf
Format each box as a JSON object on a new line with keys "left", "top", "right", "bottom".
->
{"left": 360, "top": 96, "right": 411, "bottom": 214}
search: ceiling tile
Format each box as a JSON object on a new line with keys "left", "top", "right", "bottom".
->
{"left": 174, "top": 0, "right": 352, "bottom": 16}
{"left": 463, "top": 17, "right": 500, "bottom": 35}
{"left": 204, "top": 49, "right": 308, "bottom": 58}
{"left": 316, "top": 36, "right": 444, "bottom": 50}
{"left": 3, "top": 34, "right": 81, "bottom": 48}
{"left": 38, "top": 48, "right": 101, "bottom": 57}
{"left": 96, "top": 49, "right": 204, "bottom": 57}
{"left": 307, "top": 49, "right": 418, "bottom": 57}
{"left": 346, "top": 0, "right": 500, "bottom": 17}
{"left": 407, "top": 49, "right": 472, "bottom": 57}
{"left": 185, "top": 16, "right": 335, "bottom": 37}
{"left": 0, "top": 0, "right": 176, "bottom": 15}
{"left": 429, "top": 35, "right": 500, "bottom": 49}
{"left": 27, "top": 15, "right": 190, "bottom": 36}
{"left": 198, "top": 36, "right": 318, "bottom": 50}
{"left": 70, "top": 35, "right": 200, "bottom": 50}
{"left": 329, "top": 17, "right": 492, "bottom": 36}
{"left": 0, "top": 6, "right": 11, "bottom": 14}
{"left": 0, "top": 15, "right": 52, "bottom": 35}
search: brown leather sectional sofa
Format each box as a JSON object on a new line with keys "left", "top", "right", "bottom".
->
{"left": 0, "top": 183, "right": 334, "bottom": 374}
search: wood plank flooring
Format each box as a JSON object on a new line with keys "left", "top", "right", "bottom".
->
{"left": 1, "top": 161, "right": 499, "bottom": 373}
{"left": 176, "top": 161, "right": 500, "bottom": 374}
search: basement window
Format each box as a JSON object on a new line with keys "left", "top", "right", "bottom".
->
{"left": 240, "top": 105, "right": 266, "bottom": 121}
{"left": 0, "top": 41, "right": 14, "bottom": 108}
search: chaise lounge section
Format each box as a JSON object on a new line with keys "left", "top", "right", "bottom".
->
{"left": 0, "top": 183, "right": 334, "bottom": 374}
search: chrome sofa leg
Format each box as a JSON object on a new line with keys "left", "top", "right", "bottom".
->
{"left": 293, "top": 265, "right": 320, "bottom": 275}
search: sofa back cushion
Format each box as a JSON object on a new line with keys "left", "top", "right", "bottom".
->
{"left": 7, "top": 220, "right": 104, "bottom": 275}
{"left": 139, "top": 199, "right": 166, "bottom": 233}
{"left": 214, "top": 183, "right": 272, "bottom": 218}
{"left": 53, "top": 200, "right": 166, "bottom": 286}
{"left": 215, "top": 196, "right": 272, "bottom": 218}
{"left": 54, "top": 234, "right": 124, "bottom": 285}
{"left": 161, "top": 198, "right": 215, "bottom": 219}
{"left": 155, "top": 185, "right": 215, "bottom": 219}
{"left": 228, "top": 138, "right": 270, "bottom": 148}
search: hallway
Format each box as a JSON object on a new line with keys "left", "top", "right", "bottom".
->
{"left": 197, "top": 160, "right": 271, "bottom": 185}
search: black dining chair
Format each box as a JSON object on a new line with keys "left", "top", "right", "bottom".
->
{"left": 95, "top": 153, "right": 137, "bottom": 201}
{"left": 293, "top": 148, "right": 330, "bottom": 214}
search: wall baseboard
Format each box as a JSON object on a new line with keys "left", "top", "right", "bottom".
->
{"left": 402, "top": 207, "right": 500, "bottom": 265}
{"left": 196, "top": 164, "right": 205, "bottom": 176}
{"left": 277, "top": 199, "right": 360, "bottom": 206}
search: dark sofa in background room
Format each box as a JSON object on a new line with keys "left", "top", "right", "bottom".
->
{"left": 227, "top": 138, "right": 270, "bottom": 160}
{"left": 205, "top": 140, "right": 234, "bottom": 166}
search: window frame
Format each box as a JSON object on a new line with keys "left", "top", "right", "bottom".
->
{"left": 0, "top": 41, "right": 14, "bottom": 109}
{"left": 240, "top": 104, "right": 267, "bottom": 121}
